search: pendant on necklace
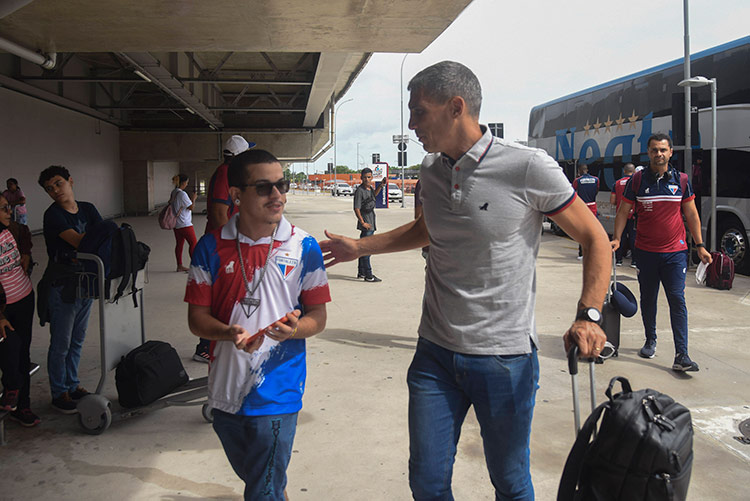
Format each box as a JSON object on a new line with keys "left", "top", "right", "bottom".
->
{"left": 239, "top": 297, "right": 261, "bottom": 318}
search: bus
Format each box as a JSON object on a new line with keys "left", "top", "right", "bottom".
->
{"left": 528, "top": 35, "right": 750, "bottom": 273}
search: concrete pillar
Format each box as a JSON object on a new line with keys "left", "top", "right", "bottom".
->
{"left": 122, "top": 159, "right": 152, "bottom": 215}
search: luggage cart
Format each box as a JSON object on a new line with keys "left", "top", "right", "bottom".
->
{"left": 74, "top": 252, "right": 212, "bottom": 435}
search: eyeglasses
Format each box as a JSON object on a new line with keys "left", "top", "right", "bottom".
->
{"left": 241, "top": 179, "right": 290, "bottom": 196}
{"left": 0, "top": 204, "right": 11, "bottom": 212}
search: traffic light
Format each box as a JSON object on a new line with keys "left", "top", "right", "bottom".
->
{"left": 398, "top": 151, "right": 407, "bottom": 167}
{"left": 372, "top": 153, "right": 380, "bottom": 163}
{"left": 327, "top": 162, "right": 333, "bottom": 173}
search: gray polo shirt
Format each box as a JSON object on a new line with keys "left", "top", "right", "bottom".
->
{"left": 419, "top": 127, "right": 575, "bottom": 355}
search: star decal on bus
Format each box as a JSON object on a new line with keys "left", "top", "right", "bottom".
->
{"left": 615, "top": 113, "right": 626, "bottom": 131}
{"left": 604, "top": 116, "right": 613, "bottom": 133}
{"left": 583, "top": 120, "right": 591, "bottom": 136}
{"left": 628, "top": 110, "right": 639, "bottom": 128}
{"left": 593, "top": 118, "right": 602, "bottom": 134}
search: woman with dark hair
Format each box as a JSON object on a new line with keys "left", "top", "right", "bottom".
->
{"left": 171, "top": 174, "right": 198, "bottom": 272}
{"left": 3, "top": 178, "right": 27, "bottom": 225}
{"left": 0, "top": 194, "right": 39, "bottom": 426}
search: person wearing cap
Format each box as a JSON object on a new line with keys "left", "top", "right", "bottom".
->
{"left": 205, "top": 135, "right": 254, "bottom": 234}
{"left": 193, "top": 135, "right": 254, "bottom": 363}
{"left": 320, "top": 61, "right": 610, "bottom": 500}
{"left": 609, "top": 163, "right": 636, "bottom": 267}
{"left": 611, "top": 133, "right": 712, "bottom": 372}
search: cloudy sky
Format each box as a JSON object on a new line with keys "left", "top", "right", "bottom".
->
{"left": 292, "top": 0, "right": 749, "bottom": 175}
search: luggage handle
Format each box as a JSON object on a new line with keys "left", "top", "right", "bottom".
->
{"left": 607, "top": 251, "right": 617, "bottom": 302}
{"left": 567, "top": 345, "right": 597, "bottom": 435}
{"left": 604, "top": 376, "right": 632, "bottom": 401}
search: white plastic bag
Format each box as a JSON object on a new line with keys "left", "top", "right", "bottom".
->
{"left": 695, "top": 261, "right": 708, "bottom": 285}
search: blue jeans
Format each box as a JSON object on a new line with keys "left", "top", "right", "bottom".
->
{"left": 635, "top": 249, "right": 689, "bottom": 354}
{"left": 407, "top": 337, "right": 539, "bottom": 501}
{"left": 615, "top": 219, "right": 636, "bottom": 263}
{"left": 358, "top": 229, "right": 374, "bottom": 277}
{"left": 47, "top": 285, "right": 94, "bottom": 398}
{"left": 212, "top": 409, "right": 298, "bottom": 500}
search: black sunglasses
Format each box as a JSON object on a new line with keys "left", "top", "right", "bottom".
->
{"left": 241, "top": 179, "right": 290, "bottom": 196}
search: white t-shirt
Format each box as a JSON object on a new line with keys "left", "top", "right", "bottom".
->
{"left": 171, "top": 188, "right": 193, "bottom": 229}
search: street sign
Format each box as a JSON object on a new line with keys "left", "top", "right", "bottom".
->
{"left": 392, "top": 134, "right": 409, "bottom": 144}
{"left": 397, "top": 142, "right": 407, "bottom": 151}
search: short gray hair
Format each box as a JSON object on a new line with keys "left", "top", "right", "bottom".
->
{"left": 408, "top": 61, "right": 482, "bottom": 117}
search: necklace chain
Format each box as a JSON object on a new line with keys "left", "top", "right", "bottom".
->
{"left": 236, "top": 220, "right": 278, "bottom": 317}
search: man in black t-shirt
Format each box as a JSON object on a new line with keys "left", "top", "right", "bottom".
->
{"left": 38, "top": 165, "right": 102, "bottom": 414}
{"left": 353, "top": 167, "right": 385, "bottom": 282}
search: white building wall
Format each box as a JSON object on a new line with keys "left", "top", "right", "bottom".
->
{"left": 0, "top": 87, "right": 122, "bottom": 232}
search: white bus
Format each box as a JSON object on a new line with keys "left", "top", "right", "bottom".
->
{"left": 528, "top": 36, "right": 750, "bottom": 273}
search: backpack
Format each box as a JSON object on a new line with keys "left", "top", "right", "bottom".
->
{"left": 115, "top": 340, "right": 189, "bottom": 408}
{"left": 78, "top": 220, "right": 151, "bottom": 305}
{"left": 558, "top": 376, "right": 693, "bottom": 501}
{"left": 705, "top": 251, "right": 734, "bottom": 290}
{"left": 629, "top": 168, "right": 688, "bottom": 212}
{"left": 158, "top": 193, "right": 180, "bottom": 230}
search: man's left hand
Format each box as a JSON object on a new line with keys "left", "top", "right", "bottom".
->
{"left": 563, "top": 320, "right": 608, "bottom": 359}
{"left": 264, "top": 309, "right": 302, "bottom": 342}
{"left": 697, "top": 247, "right": 713, "bottom": 264}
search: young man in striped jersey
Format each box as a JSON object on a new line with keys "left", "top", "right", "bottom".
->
{"left": 185, "top": 149, "right": 330, "bottom": 499}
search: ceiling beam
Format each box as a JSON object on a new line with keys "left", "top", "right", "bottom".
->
{"left": 116, "top": 52, "right": 223, "bottom": 129}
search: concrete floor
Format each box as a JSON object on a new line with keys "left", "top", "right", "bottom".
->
{"left": 1, "top": 192, "right": 749, "bottom": 500}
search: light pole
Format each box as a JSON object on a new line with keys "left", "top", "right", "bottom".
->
{"left": 399, "top": 53, "right": 409, "bottom": 208}
{"left": 678, "top": 76, "right": 717, "bottom": 251}
{"left": 683, "top": 0, "right": 692, "bottom": 182}
{"left": 333, "top": 98, "right": 353, "bottom": 197}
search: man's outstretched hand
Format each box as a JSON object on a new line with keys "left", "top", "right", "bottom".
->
{"left": 320, "top": 230, "right": 360, "bottom": 268}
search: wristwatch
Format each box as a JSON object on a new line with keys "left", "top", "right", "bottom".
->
{"left": 576, "top": 307, "right": 602, "bottom": 325}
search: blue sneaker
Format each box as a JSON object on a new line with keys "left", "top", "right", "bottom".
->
{"left": 638, "top": 339, "right": 656, "bottom": 359}
{"left": 672, "top": 353, "right": 699, "bottom": 372}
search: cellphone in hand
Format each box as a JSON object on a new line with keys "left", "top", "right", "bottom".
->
{"left": 249, "top": 316, "right": 289, "bottom": 342}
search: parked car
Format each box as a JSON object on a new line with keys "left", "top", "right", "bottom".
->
{"left": 334, "top": 182, "right": 353, "bottom": 196}
{"left": 388, "top": 183, "right": 402, "bottom": 202}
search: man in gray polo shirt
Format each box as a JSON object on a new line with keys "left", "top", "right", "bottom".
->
{"left": 320, "top": 61, "right": 610, "bottom": 500}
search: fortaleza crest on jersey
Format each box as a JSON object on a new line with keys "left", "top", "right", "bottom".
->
{"left": 276, "top": 256, "right": 298, "bottom": 279}
{"left": 668, "top": 184, "right": 679, "bottom": 195}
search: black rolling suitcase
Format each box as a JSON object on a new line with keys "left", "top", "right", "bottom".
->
{"left": 601, "top": 255, "right": 620, "bottom": 356}
{"left": 558, "top": 346, "right": 694, "bottom": 500}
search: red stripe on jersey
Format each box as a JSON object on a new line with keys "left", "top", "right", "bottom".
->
{"left": 300, "top": 284, "right": 332, "bottom": 306}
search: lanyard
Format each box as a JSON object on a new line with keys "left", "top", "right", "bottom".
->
{"left": 235, "top": 219, "right": 278, "bottom": 318}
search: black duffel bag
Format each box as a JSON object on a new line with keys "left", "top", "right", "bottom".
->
{"left": 115, "top": 341, "right": 189, "bottom": 408}
{"left": 558, "top": 376, "right": 693, "bottom": 500}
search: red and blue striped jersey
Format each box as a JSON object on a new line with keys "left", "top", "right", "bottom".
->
{"left": 624, "top": 167, "right": 694, "bottom": 253}
{"left": 185, "top": 215, "right": 330, "bottom": 416}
